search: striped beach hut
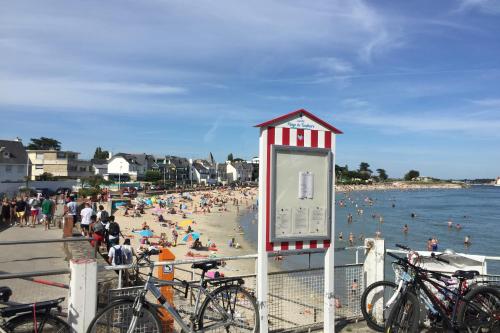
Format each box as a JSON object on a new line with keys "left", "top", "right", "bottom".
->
{"left": 255, "top": 109, "right": 343, "bottom": 252}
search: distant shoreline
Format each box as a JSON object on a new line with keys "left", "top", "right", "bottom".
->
{"left": 336, "top": 182, "right": 465, "bottom": 192}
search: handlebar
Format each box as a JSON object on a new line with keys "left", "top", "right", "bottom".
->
{"left": 395, "top": 244, "right": 411, "bottom": 251}
{"left": 431, "top": 252, "right": 450, "bottom": 264}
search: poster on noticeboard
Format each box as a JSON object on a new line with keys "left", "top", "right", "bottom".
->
{"left": 269, "top": 145, "right": 333, "bottom": 243}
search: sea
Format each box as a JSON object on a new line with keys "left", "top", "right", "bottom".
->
{"left": 238, "top": 185, "right": 500, "bottom": 273}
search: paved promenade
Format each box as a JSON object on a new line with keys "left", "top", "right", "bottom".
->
{"left": 0, "top": 225, "right": 69, "bottom": 306}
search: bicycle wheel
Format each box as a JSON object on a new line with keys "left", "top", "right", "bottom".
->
{"left": 385, "top": 291, "right": 420, "bottom": 333}
{"left": 198, "top": 284, "right": 259, "bottom": 332}
{"left": 458, "top": 285, "right": 500, "bottom": 333}
{"left": 86, "top": 298, "right": 162, "bottom": 333}
{"left": 361, "top": 280, "right": 398, "bottom": 332}
{"left": 5, "top": 312, "right": 70, "bottom": 332}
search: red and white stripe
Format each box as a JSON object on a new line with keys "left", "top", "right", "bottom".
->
{"left": 265, "top": 126, "right": 334, "bottom": 252}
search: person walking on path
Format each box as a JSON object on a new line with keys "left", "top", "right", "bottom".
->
{"left": 15, "top": 197, "right": 27, "bottom": 227}
{"left": 107, "top": 215, "right": 121, "bottom": 249}
{"left": 1, "top": 199, "right": 11, "bottom": 226}
{"left": 41, "top": 196, "right": 55, "bottom": 230}
{"left": 29, "top": 195, "right": 41, "bottom": 228}
{"left": 65, "top": 197, "right": 78, "bottom": 230}
{"left": 80, "top": 202, "right": 94, "bottom": 236}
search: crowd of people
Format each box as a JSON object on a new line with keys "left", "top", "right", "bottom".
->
{"left": 1, "top": 194, "right": 56, "bottom": 230}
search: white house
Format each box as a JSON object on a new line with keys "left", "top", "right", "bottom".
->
{"left": 191, "top": 159, "right": 216, "bottom": 185}
{"left": 107, "top": 153, "right": 147, "bottom": 181}
{"left": 225, "top": 160, "right": 253, "bottom": 183}
{"left": 0, "top": 139, "right": 28, "bottom": 183}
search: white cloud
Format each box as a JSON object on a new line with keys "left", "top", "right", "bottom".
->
{"left": 335, "top": 108, "right": 500, "bottom": 133}
{"left": 314, "top": 57, "right": 353, "bottom": 74}
{"left": 455, "top": 0, "right": 500, "bottom": 14}
{"left": 341, "top": 98, "right": 370, "bottom": 108}
{"left": 470, "top": 98, "right": 500, "bottom": 107}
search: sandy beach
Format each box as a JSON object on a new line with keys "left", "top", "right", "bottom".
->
{"left": 114, "top": 187, "right": 259, "bottom": 278}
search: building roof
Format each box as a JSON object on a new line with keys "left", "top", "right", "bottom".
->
{"left": 26, "top": 149, "right": 80, "bottom": 154}
{"left": 112, "top": 153, "right": 142, "bottom": 165}
{"left": 254, "top": 109, "right": 343, "bottom": 134}
{"left": 0, "top": 140, "right": 28, "bottom": 165}
{"left": 166, "top": 156, "right": 190, "bottom": 168}
{"left": 193, "top": 162, "right": 208, "bottom": 172}
{"left": 91, "top": 158, "right": 108, "bottom": 165}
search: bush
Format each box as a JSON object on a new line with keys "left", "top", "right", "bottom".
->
{"left": 78, "top": 188, "right": 100, "bottom": 198}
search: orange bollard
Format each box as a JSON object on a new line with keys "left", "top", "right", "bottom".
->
{"left": 156, "top": 247, "right": 175, "bottom": 332}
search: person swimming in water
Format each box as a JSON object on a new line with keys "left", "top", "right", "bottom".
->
{"left": 338, "top": 232, "right": 344, "bottom": 241}
{"left": 403, "top": 224, "right": 409, "bottom": 233}
{"left": 447, "top": 219, "right": 453, "bottom": 228}
{"left": 464, "top": 235, "right": 471, "bottom": 245}
{"left": 431, "top": 237, "right": 438, "bottom": 251}
{"left": 411, "top": 212, "right": 416, "bottom": 218}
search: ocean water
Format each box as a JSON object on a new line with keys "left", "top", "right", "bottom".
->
{"left": 238, "top": 186, "right": 500, "bottom": 273}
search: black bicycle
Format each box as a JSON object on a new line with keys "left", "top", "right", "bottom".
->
{"left": 361, "top": 244, "right": 493, "bottom": 331}
{"left": 385, "top": 249, "right": 500, "bottom": 333}
{"left": 0, "top": 286, "right": 70, "bottom": 332}
{"left": 86, "top": 249, "right": 259, "bottom": 333}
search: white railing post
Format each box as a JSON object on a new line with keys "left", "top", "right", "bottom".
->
{"left": 68, "top": 259, "right": 97, "bottom": 332}
{"left": 364, "top": 238, "right": 385, "bottom": 287}
{"left": 363, "top": 238, "right": 385, "bottom": 324}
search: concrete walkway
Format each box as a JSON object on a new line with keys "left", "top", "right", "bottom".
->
{"left": 0, "top": 224, "right": 70, "bottom": 306}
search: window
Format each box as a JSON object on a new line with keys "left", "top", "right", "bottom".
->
{"left": 57, "top": 152, "right": 66, "bottom": 159}
{"left": 36, "top": 153, "right": 44, "bottom": 160}
{"left": 35, "top": 164, "right": 44, "bottom": 170}
{"left": 5, "top": 165, "right": 12, "bottom": 172}
{"left": 79, "top": 167, "right": 87, "bottom": 172}
{"left": 3, "top": 151, "right": 9, "bottom": 158}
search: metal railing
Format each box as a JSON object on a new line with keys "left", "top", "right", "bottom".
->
{"left": 105, "top": 249, "right": 365, "bottom": 333}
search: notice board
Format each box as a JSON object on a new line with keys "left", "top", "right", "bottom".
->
{"left": 270, "top": 145, "right": 333, "bottom": 242}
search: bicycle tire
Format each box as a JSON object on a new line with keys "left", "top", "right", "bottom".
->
{"left": 198, "top": 284, "right": 259, "bottom": 332}
{"left": 361, "top": 280, "right": 398, "bottom": 332}
{"left": 457, "top": 285, "right": 500, "bottom": 333}
{"left": 5, "top": 312, "right": 70, "bottom": 332}
{"left": 385, "top": 291, "right": 420, "bottom": 333}
{"left": 86, "top": 298, "right": 162, "bottom": 333}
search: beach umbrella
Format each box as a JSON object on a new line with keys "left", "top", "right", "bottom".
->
{"left": 135, "top": 229, "right": 154, "bottom": 238}
{"left": 179, "top": 219, "right": 193, "bottom": 227}
{"left": 182, "top": 232, "right": 200, "bottom": 242}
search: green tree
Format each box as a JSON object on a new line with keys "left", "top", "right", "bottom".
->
{"left": 404, "top": 170, "right": 420, "bottom": 181}
{"left": 27, "top": 137, "right": 61, "bottom": 151}
{"left": 93, "top": 147, "right": 110, "bottom": 160}
{"left": 145, "top": 170, "right": 162, "bottom": 182}
{"left": 227, "top": 153, "right": 234, "bottom": 162}
{"left": 359, "top": 162, "right": 372, "bottom": 173}
{"left": 81, "top": 175, "right": 110, "bottom": 188}
{"left": 377, "top": 168, "right": 388, "bottom": 181}
{"left": 37, "top": 172, "right": 55, "bottom": 181}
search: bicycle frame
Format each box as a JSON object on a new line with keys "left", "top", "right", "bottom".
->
{"left": 391, "top": 259, "right": 490, "bottom": 331}
{"left": 127, "top": 264, "right": 236, "bottom": 333}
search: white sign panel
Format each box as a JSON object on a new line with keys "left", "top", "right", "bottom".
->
{"left": 270, "top": 145, "right": 333, "bottom": 242}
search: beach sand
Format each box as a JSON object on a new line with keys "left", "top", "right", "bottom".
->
{"left": 114, "top": 188, "right": 259, "bottom": 278}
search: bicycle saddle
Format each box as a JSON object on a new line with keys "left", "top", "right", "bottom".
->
{"left": 0, "top": 286, "right": 12, "bottom": 302}
{"left": 0, "top": 297, "right": 64, "bottom": 318}
{"left": 453, "top": 270, "right": 480, "bottom": 279}
{"left": 192, "top": 261, "right": 219, "bottom": 271}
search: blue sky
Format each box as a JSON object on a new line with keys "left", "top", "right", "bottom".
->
{"left": 1, "top": 0, "right": 500, "bottom": 179}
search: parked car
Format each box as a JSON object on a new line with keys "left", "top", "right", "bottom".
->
{"left": 35, "top": 188, "right": 56, "bottom": 197}
{"left": 55, "top": 187, "right": 72, "bottom": 195}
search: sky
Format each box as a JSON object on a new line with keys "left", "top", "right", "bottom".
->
{"left": 1, "top": 0, "right": 500, "bottom": 179}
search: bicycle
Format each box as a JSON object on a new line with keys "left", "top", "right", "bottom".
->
{"left": 385, "top": 248, "right": 500, "bottom": 333}
{"left": 361, "top": 244, "right": 461, "bottom": 331}
{"left": 0, "top": 286, "right": 70, "bottom": 332}
{"left": 86, "top": 249, "right": 259, "bottom": 332}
